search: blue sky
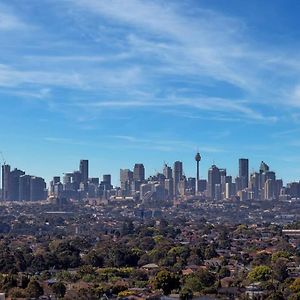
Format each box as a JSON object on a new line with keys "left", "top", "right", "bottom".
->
{"left": 1, "top": 0, "right": 300, "bottom": 185}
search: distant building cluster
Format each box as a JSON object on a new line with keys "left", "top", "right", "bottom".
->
{"left": 1, "top": 164, "right": 47, "bottom": 201}
{"left": 207, "top": 159, "right": 284, "bottom": 201}
{"left": 118, "top": 157, "right": 300, "bottom": 203}
{"left": 1, "top": 153, "right": 300, "bottom": 202}
{"left": 49, "top": 159, "right": 113, "bottom": 201}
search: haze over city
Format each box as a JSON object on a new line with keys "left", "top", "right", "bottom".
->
{"left": 1, "top": 1, "right": 300, "bottom": 184}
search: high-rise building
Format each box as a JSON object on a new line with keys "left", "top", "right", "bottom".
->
{"left": 79, "top": 160, "right": 89, "bottom": 183}
{"left": 173, "top": 161, "right": 183, "bottom": 197}
{"left": 120, "top": 169, "right": 133, "bottom": 195}
{"left": 9, "top": 168, "right": 25, "bottom": 201}
{"left": 239, "top": 158, "right": 249, "bottom": 189}
{"left": 101, "top": 174, "right": 112, "bottom": 191}
{"left": 249, "top": 172, "right": 260, "bottom": 199}
{"left": 53, "top": 176, "right": 60, "bottom": 184}
{"left": 260, "top": 161, "right": 269, "bottom": 173}
{"left": 30, "top": 176, "right": 46, "bottom": 201}
{"left": 198, "top": 179, "right": 207, "bottom": 193}
{"left": 178, "top": 176, "right": 187, "bottom": 196}
{"left": 220, "top": 169, "right": 227, "bottom": 196}
{"left": 214, "top": 183, "right": 222, "bottom": 201}
{"left": 103, "top": 174, "right": 111, "bottom": 186}
{"left": 187, "top": 177, "right": 196, "bottom": 194}
{"left": 19, "top": 175, "right": 31, "bottom": 201}
{"left": 1, "top": 164, "right": 10, "bottom": 201}
{"left": 207, "top": 165, "right": 221, "bottom": 200}
{"left": 133, "top": 164, "right": 145, "bottom": 182}
{"left": 163, "top": 164, "right": 172, "bottom": 179}
{"left": 164, "top": 178, "right": 174, "bottom": 199}
{"left": 264, "top": 179, "right": 275, "bottom": 200}
{"left": 287, "top": 182, "right": 300, "bottom": 199}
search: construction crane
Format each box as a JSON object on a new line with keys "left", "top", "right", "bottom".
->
{"left": 0, "top": 151, "right": 6, "bottom": 165}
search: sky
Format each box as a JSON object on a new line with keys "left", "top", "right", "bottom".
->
{"left": 1, "top": 0, "right": 300, "bottom": 185}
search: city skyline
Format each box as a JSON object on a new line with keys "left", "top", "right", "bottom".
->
{"left": 0, "top": 153, "right": 298, "bottom": 187}
{"left": 2, "top": 153, "right": 298, "bottom": 202}
{"left": 2, "top": 1, "right": 300, "bottom": 184}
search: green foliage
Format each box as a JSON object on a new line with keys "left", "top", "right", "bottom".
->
{"left": 184, "top": 275, "right": 203, "bottom": 292}
{"left": 180, "top": 287, "right": 193, "bottom": 300}
{"left": 183, "top": 269, "right": 216, "bottom": 293}
{"left": 107, "top": 246, "right": 140, "bottom": 267}
{"left": 219, "top": 266, "right": 230, "bottom": 279}
{"left": 26, "top": 279, "right": 43, "bottom": 298}
{"left": 118, "top": 290, "right": 136, "bottom": 298}
{"left": 0, "top": 274, "right": 18, "bottom": 292}
{"left": 56, "top": 270, "right": 79, "bottom": 283}
{"left": 252, "top": 252, "right": 271, "bottom": 266}
{"left": 55, "top": 241, "right": 81, "bottom": 268}
{"left": 266, "top": 292, "right": 285, "bottom": 300}
{"left": 8, "top": 287, "right": 27, "bottom": 299}
{"left": 272, "top": 258, "right": 288, "bottom": 282}
{"left": 290, "top": 278, "right": 300, "bottom": 293}
{"left": 247, "top": 265, "right": 272, "bottom": 282}
{"left": 52, "top": 281, "right": 66, "bottom": 298}
{"left": 84, "top": 250, "right": 104, "bottom": 267}
{"left": 122, "top": 219, "right": 135, "bottom": 235}
{"left": 152, "top": 270, "right": 180, "bottom": 295}
{"left": 271, "top": 251, "right": 290, "bottom": 263}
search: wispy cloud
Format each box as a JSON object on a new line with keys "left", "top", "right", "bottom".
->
{"left": 73, "top": 95, "right": 276, "bottom": 122}
{"left": 0, "top": 5, "right": 27, "bottom": 31}
{"left": 111, "top": 135, "right": 224, "bottom": 153}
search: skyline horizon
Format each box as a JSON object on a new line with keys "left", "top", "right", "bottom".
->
{"left": 1, "top": 0, "right": 300, "bottom": 185}
{"left": 1, "top": 153, "right": 295, "bottom": 187}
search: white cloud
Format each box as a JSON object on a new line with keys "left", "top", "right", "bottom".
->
{"left": 0, "top": 10, "right": 26, "bottom": 31}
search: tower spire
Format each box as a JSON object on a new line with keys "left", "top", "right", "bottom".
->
{"left": 195, "top": 151, "right": 201, "bottom": 195}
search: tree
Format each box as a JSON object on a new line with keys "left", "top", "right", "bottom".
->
{"left": 8, "top": 287, "right": 27, "bottom": 299}
{"left": 272, "top": 258, "right": 288, "bottom": 282}
{"left": 271, "top": 251, "right": 290, "bottom": 263}
{"left": 152, "top": 270, "right": 180, "bottom": 295}
{"left": 247, "top": 265, "right": 272, "bottom": 282}
{"left": 84, "top": 250, "right": 104, "bottom": 267}
{"left": 290, "top": 279, "right": 300, "bottom": 293}
{"left": 266, "top": 292, "right": 285, "bottom": 300}
{"left": 184, "top": 275, "right": 203, "bottom": 292}
{"left": 219, "top": 266, "right": 230, "bottom": 279}
{"left": 183, "top": 269, "right": 216, "bottom": 293}
{"left": 55, "top": 241, "right": 81, "bottom": 268}
{"left": 180, "top": 287, "right": 193, "bottom": 300}
{"left": 121, "top": 219, "right": 135, "bottom": 235}
{"left": 0, "top": 274, "right": 17, "bottom": 293}
{"left": 26, "top": 279, "right": 43, "bottom": 298}
{"left": 204, "top": 244, "right": 218, "bottom": 259}
{"left": 31, "top": 254, "right": 47, "bottom": 272}
{"left": 52, "top": 281, "right": 66, "bottom": 298}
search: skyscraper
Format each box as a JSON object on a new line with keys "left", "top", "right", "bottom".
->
{"left": 1, "top": 164, "right": 10, "bottom": 201}
{"left": 207, "top": 165, "right": 221, "bottom": 200}
{"left": 79, "top": 160, "right": 89, "bottom": 184}
{"left": 133, "top": 164, "right": 145, "bottom": 181}
{"left": 173, "top": 161, "right": 183, "bottom": 197}
{"left": 19, "top": 175, "right": 31, "bottom": 201}
{"left": 163, "top": 163, "right": 172, "bottom": 179}
{"left": 260, "top": 161, "right": 269, "bottom": 173}
{"left": 30, "top": 176, "right": 46, "bottom": 201}
{"left": 239, "top": 158, "right": 249, "bottom": 189}
{"left": 9, "top": 168, "right": 25, "bottom": 201}
{"left": 120, "top": 169, "right": 133, "bottom": 196}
